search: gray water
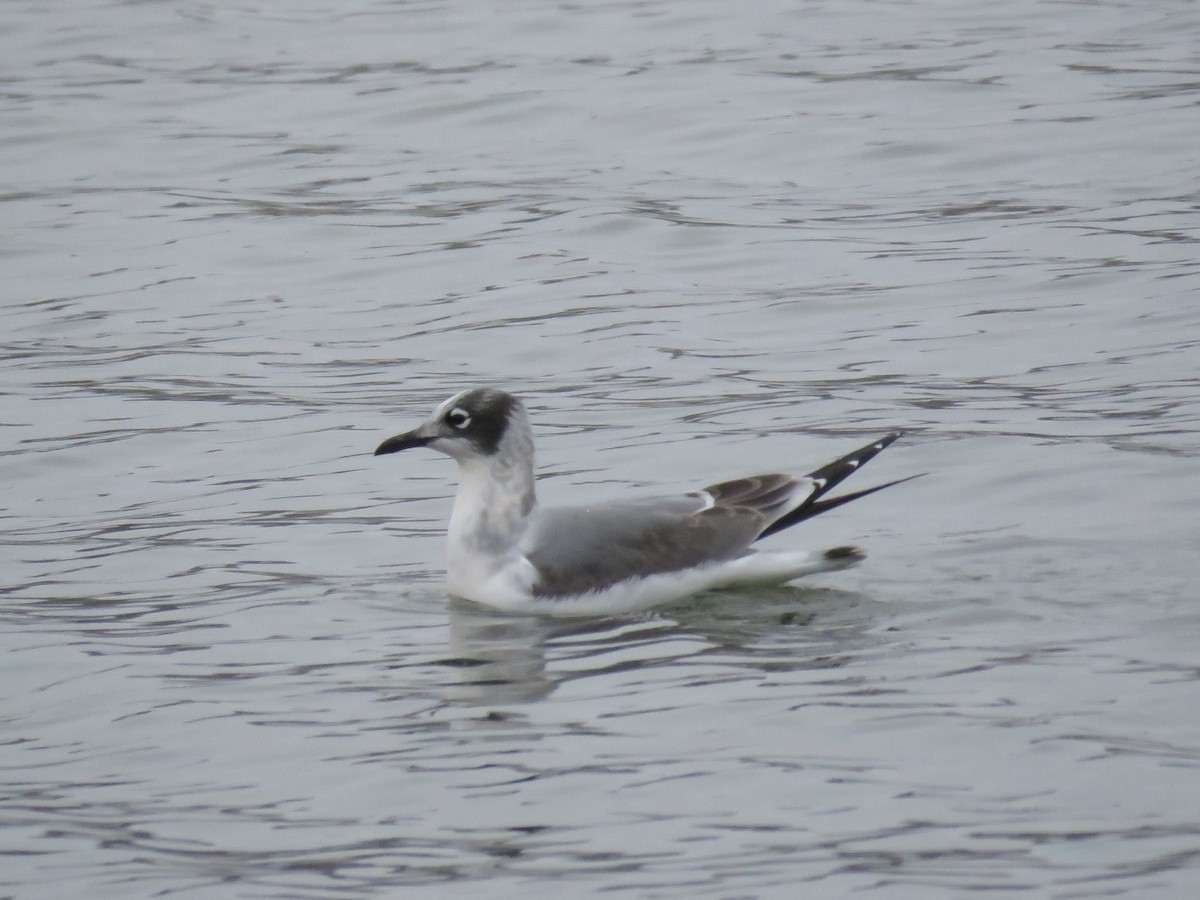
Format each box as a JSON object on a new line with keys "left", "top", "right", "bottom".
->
{"left": 4, "top": 1, "right": 1200, "bottom": 897}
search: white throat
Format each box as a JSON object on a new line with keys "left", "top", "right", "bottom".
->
{"left": 443, "top": 412, "right": 537, "bottom": 598}
{"left": 446, "top": 455, "right": 536, "bottom": 556}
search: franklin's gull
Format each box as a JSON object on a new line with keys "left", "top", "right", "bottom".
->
{"left": 375, "top": 389, "right": 916, "bottom": 616}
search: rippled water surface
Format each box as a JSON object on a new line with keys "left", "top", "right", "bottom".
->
{"left": 4, "top": 0, "right": 1200, "bottom": 897}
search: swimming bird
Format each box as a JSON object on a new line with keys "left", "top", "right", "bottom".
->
{"left": 375, "top": 388, "right": 916, "bottom": 616}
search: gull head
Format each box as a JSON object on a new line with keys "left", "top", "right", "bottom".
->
{"left": 374, "top": 388, "right": 531, "bottom": 467}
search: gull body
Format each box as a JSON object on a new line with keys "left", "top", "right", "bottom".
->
{"left": 375, "top": 389, "right": 916, "bottom": 616}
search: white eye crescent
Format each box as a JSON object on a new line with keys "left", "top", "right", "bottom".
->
{"left": 445, "top": 407, "right": 471, "bottom": 429}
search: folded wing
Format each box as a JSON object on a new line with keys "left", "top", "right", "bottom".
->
{"left": 526, "top": 433, "right": 913, "bottom": 598}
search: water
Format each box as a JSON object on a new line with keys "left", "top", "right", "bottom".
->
{"left": 4, "top": 0, "right": 1200, "bottom": 896}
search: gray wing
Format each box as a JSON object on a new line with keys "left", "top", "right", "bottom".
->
{"left": 525, "top": 473, "right": 810, "bottom": 598}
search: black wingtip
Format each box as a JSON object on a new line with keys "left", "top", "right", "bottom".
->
{"left": 757, "top": 433, "right": 916, "bottom": 540}
{"left": 796, "top": 472, "right": 924, "bottom": 521}
{"left": 804, "top": 432, "right": 905, "bottom": 502}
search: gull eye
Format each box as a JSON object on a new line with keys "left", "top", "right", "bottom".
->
{"left": 445, "top": 407, "right": 471, "bottom": 430}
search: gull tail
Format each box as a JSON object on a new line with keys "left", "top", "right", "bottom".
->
{"left": 758, "top": 432, "right": 920, "bottom": 539}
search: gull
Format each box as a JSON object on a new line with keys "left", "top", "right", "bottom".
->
{"left": 375, "top": 388, "right": 916, "bottom": 616}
